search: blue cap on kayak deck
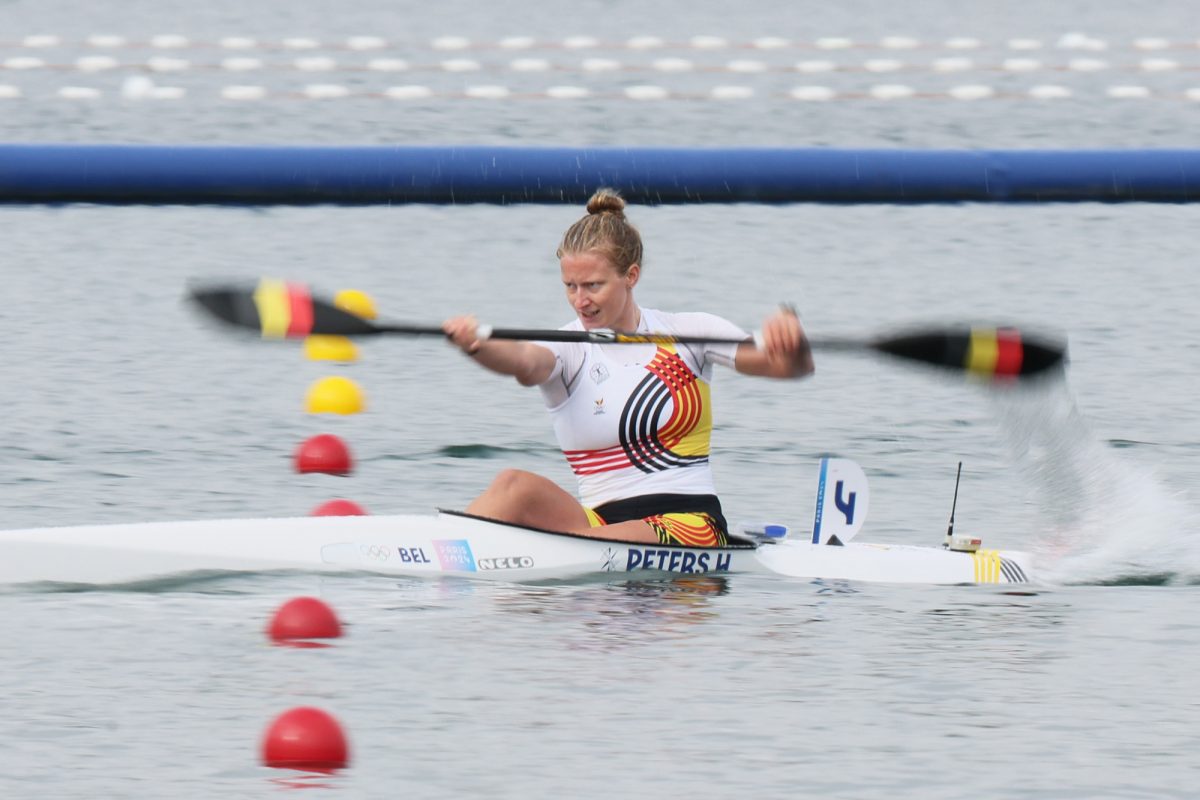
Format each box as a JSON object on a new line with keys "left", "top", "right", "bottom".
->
{"left": 763, "top": 524, "right": 788, "bottom": 539}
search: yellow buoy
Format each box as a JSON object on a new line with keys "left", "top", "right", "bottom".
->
{"left": 305, "top": 375, "right": 366, "bottom": 415}
{"left": 303, "top": 335, "right": 359, "bottom": 363}
{"left": 334, "top": 288, "right": 378, "bottom": 320}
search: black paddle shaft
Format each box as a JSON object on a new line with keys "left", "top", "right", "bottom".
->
{"left": 189, "top": 283, "right": 1067, "bottom": 377}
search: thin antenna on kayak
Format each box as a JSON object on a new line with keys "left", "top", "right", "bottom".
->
{"left": 944, "top": 461, "right": 963, "bottom": 548}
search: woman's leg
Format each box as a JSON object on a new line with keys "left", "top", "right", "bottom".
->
{"left": 582, "top": 519, "right": 658, "bottom": 543}
{"left": 467, "top": 469, "right": 590, "bottom": 530}
{"left": 466, "top": 469, "right": 658, "bottom": 542}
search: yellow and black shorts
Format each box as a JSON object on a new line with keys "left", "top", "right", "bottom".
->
{"left": 584, "top": 493, "right": 729, "bottom": 548}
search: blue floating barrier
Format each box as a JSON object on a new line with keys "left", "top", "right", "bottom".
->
{"left": 1, "top": 144, "right": 1198, "bottom": 205}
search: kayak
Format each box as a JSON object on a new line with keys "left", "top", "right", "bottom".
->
{"left": 0, "top": 507, "right": 1030, "bottom": 588}
{"left": 0, "top": 458, "right": 1031, "bottom": 587}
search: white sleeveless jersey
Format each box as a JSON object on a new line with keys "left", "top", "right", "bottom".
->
{"left": 537, "top": 308, "right": 747, "bottom": 508}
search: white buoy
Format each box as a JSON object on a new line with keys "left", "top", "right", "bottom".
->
{"left": 221, "top": 57, "right": 262, "bottom": 71}
{"left": 727, "top": 59, "right": 768, "bottom": 73}
{"left": 1007, "top": 38, "right": 1043, "bottom": 50}
{"left": 933, "top": 57, "right": 973, "bottom": 72}
{"left": 219, "top": 37, "right": 257, "bottom": 49}
{"left": 795, "top": 60, "right": 836, "bottom": 73}
{"left": 367, "top": 58, "right": 409, "bottom": 72}
{"left": 510, "top": 58, "right": 550, "bottom": 72}
{"left": 346, "top": 36, "right": 386, "bottom": 50}
{"left": 1057, "top": 33, "right": 1107, "bottom": 51}
{"left": 864, "top": 59, "right": 904, "bottom": 72}
{"left": 77, "top": 56, "right": 119, "bottom": 72}
{"left": 147, "top": 57, "right": 189, "bottom": 72}
{"left": 1133, "top": 37, "right": 1170, "bottom": 50}
{"left": 0, "top": 85, "right": 23, "bottom": 98}
{"left": 1140, "top": 59, "right": 1178, "bottom": 72}
{"left": 151, "top": 35, "right": 189, "bottom": 49}
{"left": 880, "top": 36, "right": 919, "bottom": 49}
{"left": 87, "top": 35, "right": 126, "bottom": 48}
{"left": 500, "top": 36, "right": 536, "bottom": 49}
{"left": 432, "top": 36, "right": 470, "bottom": 51}
{"left": 296, "top": 57, "right": 337, "bottom": 71}
{"left": 1002, "top": 58, "right": 1041, "bottom": 72}
{"left": 626, "top": 36, "right": 665, "bottom": 49}
{"left": 59, "top": 86, "right": 102, "bottom": 99}
{"left": 652, "top": 58, "right": 692, "bottom": 72}
{"left": 384, "top": 85, "right": 433, "bottom": 99}
{"left": 710, "top": 85, "right": 754, "bottom": 99}
{"left": 545, "top": 85, "right": 590, "bottom": 98}
{"left": 945, "top": 37, "right": 981, "bottom": 49}
{"left": 222, "top": 85, "right": 267, "bottom": 100}
{"left": 1068, "top": 58, "right": 1108, "bottom": 71}
{"left": 752, "top": 37, "right": 789, "bottom": 49}
{"left": 303, "top": 84, "right": 351, "bottom": 98}
{"left": 624, "top": 84, "right": 669, "bottom": 99}
{"left": 121, "top": 75, "right": 156, "bottom": 98}
{"left": 690, "top": 35, "right": 727, "bottom": 49}
{"left": 464, "top": 85, "right": 510, "bottom": 99}
{"left": 947, "top": 84, "right": 995, "bottom": 100}
{"left": 283, "top": 37, "right": 320, "bottom": 49}
{"left": 22, "top": 35, "right": 60, "bottom": 48}
{"left": 789, "top": 85, "right": 836, "bottom": 101}
{"left": 563, "top": 36, "right": 599, "bottom": 49}
{"left": 1106, "top": 85, "right": 1150, "bottom": 99}
{"left": 4, "top": 57, "right": 45, "bottom": 70}
{"left": 1029, "top": 84, "right": 1072, "bottom": 99}
{"left": 869, "top": 84, "right": 915, "bottom": 99}
{"left": 815, "top": 37, "right": 852, "bottom": 49}
{"left": 582, "top": 58, "right": 621, "bottom": 72}
{"left": 441, "top": 58, "right": 481, "bottom": 72}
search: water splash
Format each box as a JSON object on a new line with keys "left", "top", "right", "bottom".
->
{"left": 988, "top": 379, "right": 1199, "bottom": 585}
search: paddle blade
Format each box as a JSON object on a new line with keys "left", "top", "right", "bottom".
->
{"left": 872, "top": 328, "right": 1065, "bottom": 379}
{"left": 189, "top": 280, "right": 380, "bottom": 338}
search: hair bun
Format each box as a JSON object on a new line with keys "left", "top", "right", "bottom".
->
{"left": 557, "top": 186, "right": 642, "bottom": 274}
{"left": 586, "top": 188, "right": 626, "bottom": 217}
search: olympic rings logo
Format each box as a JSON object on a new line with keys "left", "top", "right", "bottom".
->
{"left": 358, "top": 544, "right": 391, "bottom": 561}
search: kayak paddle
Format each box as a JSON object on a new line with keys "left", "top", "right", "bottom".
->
{"left": 189, "top": 279, "right": 1066, "bottom": 379}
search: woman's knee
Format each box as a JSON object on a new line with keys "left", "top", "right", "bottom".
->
{"left": 487, "top": 469, "right": 544, "bottom": 497}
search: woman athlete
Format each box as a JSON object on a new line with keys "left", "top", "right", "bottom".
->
{"left": 443, "top": 188, "right": 813, "bottom": 547}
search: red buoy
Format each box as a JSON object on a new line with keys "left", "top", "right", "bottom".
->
{"left": 268, "top": 596, "right": 343, "bottom": 643}
{"left": 311, "top": 498, "right": 368, "bottom": 516}
{"left": 294, "top": 434, "right": 353, "bottom": 476}
{"left": 261, "top": 706, "right": 350, "bottom": 772}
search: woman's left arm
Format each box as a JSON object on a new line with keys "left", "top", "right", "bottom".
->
{"left": 733, "top": 308, "right": 815, "bottom": 379}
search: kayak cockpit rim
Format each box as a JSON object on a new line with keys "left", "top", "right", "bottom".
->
{"left": 437, "top": 509, "right": 760, "bottom": 550}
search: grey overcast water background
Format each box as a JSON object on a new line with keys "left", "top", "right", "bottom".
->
{"left": 2, "top": 0, "right": 1200, "bottom": 797}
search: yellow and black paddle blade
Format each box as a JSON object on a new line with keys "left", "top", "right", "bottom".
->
{"left": 189, "top": 279, "right": 381, "bottom": 338}
{"left": 871, "top": 328, "right": 1065, "bottom": 378}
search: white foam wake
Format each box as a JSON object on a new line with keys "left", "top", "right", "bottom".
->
{"left": 988, "top": 379, "right": 1198, "bottom": 585}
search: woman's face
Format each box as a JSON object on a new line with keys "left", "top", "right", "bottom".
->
{"left": 560, "top": 250, "right": 640, "bottom": 330}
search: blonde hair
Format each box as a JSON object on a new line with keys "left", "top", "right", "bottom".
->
{"left": 555, "top": 188, "right": 643, "bottom": 276}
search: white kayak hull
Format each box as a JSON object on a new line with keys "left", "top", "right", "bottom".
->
{"left": 0, "top": 510, "right": 1031, "bottom": 587}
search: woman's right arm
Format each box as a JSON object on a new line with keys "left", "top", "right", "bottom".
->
{"left": 443, "top": 315, "right": 558, "bottom": 387}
